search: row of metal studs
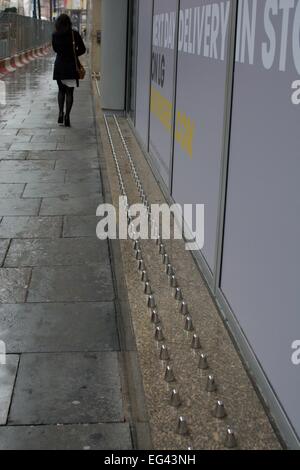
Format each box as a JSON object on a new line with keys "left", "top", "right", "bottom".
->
{"left": 104, "top": 114, "right": 237, "bottom": 449}
{"left": 112, "top": 115, "right": 238, "bottom": 449}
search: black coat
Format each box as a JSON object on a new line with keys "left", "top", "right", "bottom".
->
{"left": 52, "top": 30, "right": 86, "bottom": 82}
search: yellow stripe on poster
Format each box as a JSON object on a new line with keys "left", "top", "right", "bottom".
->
{"left": 150, "top": 86, "right": 196, "bottom": 159}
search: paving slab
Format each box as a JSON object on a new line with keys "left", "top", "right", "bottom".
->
{"left": 30, "top": 135, "right": 65, "bottom": 143}
{"left": 0, "top": 170, "right": 65, "bottom": 184}
{"left": 0, "top": 199, "right": 41, "bottom": 216}
{"left": 64, "top": 137, "right": 97, "bottom": 145}
{"left": 29, "top": 149, "right": 98, "bottom": 160}
{"left": 0, "top": 160, "right": 55, "bottom": 172}
{"left": 10, "top": 142, "right": 58, "bottom": 151}
{"left": 0, "top": 151, "right": 28, "bottom": 160}
{"left": 40, "top": 195, "right": 102, "bottom": 216}
{"left": 0, "top": 184, "right": 25, "bottom": 198}
{"left": 50, "top": 128, "right": 96, "bottom": 137}
{"left": 23, "top": 182, "right": 101, "bottom": 198}
{"left": 18, "top": 128, "right": 51, "bottom": 136}
{"left": 0, "top": 423, "right": 132, "bottom": 450}
{"left": 27, "top": 265, "right": 114, "bottom": 302}
{"left": 0, "top": 302, "right": 119, "bottom": 353}
{"left": 0, "top": 268, "right": 31, "bottom": 303}
{"left": 4, "top": 123, "right": 25, "bottom": 129}
{"left": 9, "top": 352, "right": 124, "bottom": 425}
{"left": 0, "top": 130, "right": 19, "bottom": 136}
{"left": 0, "top": 216, "right": 62, "bottom": 239}
{"left": 55, "top": 158, "right": 100, "bottom": 170}
{"left": 1, "top": 136, "right": 31, "bottom": 143}
{"left": 0, "top": 356, "right": 20, "bottom": 425}
{"left": 63, "top": 215, "right": 99, "bottom": 238}
{"left": 5, "top": 238, "right": 109, "bottom": 267}
{"left": 21, "top": 121, "right": 57, "bottom": 128}
{"left": 0, "top": 239, "right": 10, "bottom": 265}
{"left": 56, "top": 143, "right": 98, "bottom": 151}
{"left": 65, "top": 169, "right": 101, "bottom": 184}
{"left": 0, "top": 143, "right": 11, "bottom": 150}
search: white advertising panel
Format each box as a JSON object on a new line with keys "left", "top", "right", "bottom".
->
{"left": 135, "top": 0, "right": 153, "bottom": 147}
{"left": 149, "top": 0, "right": 178, "bottom": 188}
{"left": 221, "top": 0, "right": 300, "bottom": 438}
{"left": 172, "top": 0, "right": 231, "bottom": 270}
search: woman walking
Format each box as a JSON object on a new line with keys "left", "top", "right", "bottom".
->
{"left": 52, "top": 14, "right": 86, "bottom": 127}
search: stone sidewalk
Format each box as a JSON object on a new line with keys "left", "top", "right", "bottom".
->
{"left": 0, "top": 57, "right": 132, "bottom": 449}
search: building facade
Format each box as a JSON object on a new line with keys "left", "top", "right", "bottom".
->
{"left": 0, "top": 0, "right": 24, "bottom": 13}
{"left": 96, "top": 0, "right": 300, "bottom": 449}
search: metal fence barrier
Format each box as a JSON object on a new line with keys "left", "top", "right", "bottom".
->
{"left": 0, "top": 12, "right": 53, "bottom": 59}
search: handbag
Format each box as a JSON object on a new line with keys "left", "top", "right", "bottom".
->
{"left": 72, "top": 30, "right": 86, "bottom": 80}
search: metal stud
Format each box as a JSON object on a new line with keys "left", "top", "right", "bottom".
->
{"left": 184, "top": 316, "right": 194, "bottom": 332}
{"left": 206, "top": 375, "right": 217, "bottom": 392}
{"left": 144, "top": 281, "right": 152, "bottom": 295}
{"left": 175, "top": 287, "right": 183, "bottom": 301}
{"left": 170, "top": 275, "right": 177, "bottom": 288}
{"left": 213, "top": 400, "right": 227, "bottom": 419}
{"left": 155, "top": 326, "right": 164, "bottom": 342}
{"left": 160, "top": 344, "right": 170, "bottom": 361}
{"left": 163, "top": 254, "right": 170, "bottom": 266}
{"left": 170, "top": 389, "right": 182, "bottom": 408}
{"left": 177, "top": 416, "right": 189, "bottom": 436}
{"left": 164, "top": 365, "right": 175, "bottom": 383}
{"left": 191, "top": 334, "right": 201, "bottom": 350}
{"left": 133, "top": 240, "right": 140, "bottom": 251}
{"left": 136, "top": 249, "right": 142, "bottom": 260}
{"left": 141, "top": 270, "right": 148, "bottom": 282}
{"left": 159, "top": 243, "right": 165, "bottom": 256}
{"left": 138, "top": 260, "right": 145, "bottom": 271}
{"left": 148, "top": 294, "right": 156, "bottom": 308}
{"left": 225, "top": 428, "right": 238, "bottom": 449}
{"left": 198, "top": 353, "right": 209, "bottom": 370}
{"left": 166, "top": 264, "right": 174, "bottom": 276}
{"left": 151, "top": 309, "right": 160, "bottom": 325}
{"left": 180, "top": 301, "right": 189, "bottom": 316}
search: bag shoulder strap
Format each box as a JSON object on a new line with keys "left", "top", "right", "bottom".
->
{"left": 71, "top": 30, "right": 79, "bottom": 74}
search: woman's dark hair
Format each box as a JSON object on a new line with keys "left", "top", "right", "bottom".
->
{"left": 55, "top": 14, "right": 72, "bottom": 34}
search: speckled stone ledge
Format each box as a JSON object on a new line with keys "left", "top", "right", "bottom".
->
{"left": 97, "top": 111, "right": 281, "bottom": 451}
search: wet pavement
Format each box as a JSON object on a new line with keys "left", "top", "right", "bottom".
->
{"left": 0, "top": 57, "right": 132, "bottom": 449}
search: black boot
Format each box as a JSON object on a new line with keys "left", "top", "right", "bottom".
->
{"left": 64, "top": 115, "right": 71, "bottom": 127}
{"left": 58, "top": 112, "right": 64, "bottom": 125}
